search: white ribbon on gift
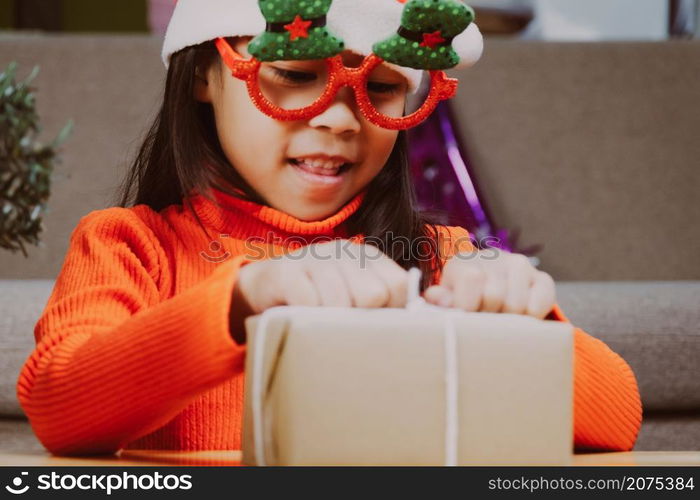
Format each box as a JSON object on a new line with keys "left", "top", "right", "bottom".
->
{"left": 405, "top": 268, "right": 460, "bottom": 467}
{"left": 251, "top": 268, "right": 460, "bottom": 466}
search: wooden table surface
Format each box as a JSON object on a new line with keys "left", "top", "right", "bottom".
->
{"left": 1, "top": 450, "right": 699, "bottom": 467}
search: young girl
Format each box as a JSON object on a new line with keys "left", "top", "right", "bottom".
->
{"left": 17, "top": 0, "right": 641, "bottom": 457}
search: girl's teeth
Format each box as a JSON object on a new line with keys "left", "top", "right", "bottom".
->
{"left": 292, "top": 158, "right": 346, "bottom": 177}
{"left": 295, "top": 158, "right": 344, "bottom": 170}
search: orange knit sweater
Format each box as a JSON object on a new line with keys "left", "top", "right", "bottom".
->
{"left": 16, "top": 188, "right": 642, "bottom": 456}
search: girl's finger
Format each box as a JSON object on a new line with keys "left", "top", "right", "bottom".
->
{"left": 424, "top": 285, "right": 453, "bottom": 308}
{"left": 447, "top": 265, "right": 486, "bottom": 312}
{"left": 367, "top": 257, "right": 409, "bottom": 308}
{"left": 338, "top": 258, "right": 390, "bottom": 308}
{"left": 480, "top": 270, "right": 507, "bottom": 312}
{"left": 281, "top": 267, "right": 322, "bottom": 307}
{"left": 307, "top": 264, "right": 353, "bottom": 307}
{"left": 502, "top": 256, "right": 534, "bottom": 315}
{"left": 526, "top": 271, "right": 556, "bottom": 319}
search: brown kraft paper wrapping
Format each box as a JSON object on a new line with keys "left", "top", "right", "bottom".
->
{"left": 242, "top": 307, "right": 574, "bottom": 466}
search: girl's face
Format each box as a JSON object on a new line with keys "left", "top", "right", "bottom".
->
{"left": 195, "top": 38, "right": 407, "bottom": 221}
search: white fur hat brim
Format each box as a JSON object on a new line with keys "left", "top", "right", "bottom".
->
{"left": 162, "top": 0, "right": 483, "bottom": 93}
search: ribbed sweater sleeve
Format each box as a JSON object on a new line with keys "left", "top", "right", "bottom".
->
{"left": 16, "top": 209, "right": 249, "bottom": 456}
{"left": 439, "top": 225, "right": 643, "bottom": 452}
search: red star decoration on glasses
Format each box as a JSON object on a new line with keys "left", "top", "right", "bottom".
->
{"left": 284, "top": 15, "right": 313, "bottom": 41}
{"left": 420, "top": 30, "right": 446, "bottom": 49}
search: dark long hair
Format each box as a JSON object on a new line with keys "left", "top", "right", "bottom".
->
{"left": 116, "top": 40, "right": 444, "bottom": 289}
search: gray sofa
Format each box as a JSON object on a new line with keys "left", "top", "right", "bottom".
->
{"left": 1, "top": 35, "right": 698, "bottom": 453}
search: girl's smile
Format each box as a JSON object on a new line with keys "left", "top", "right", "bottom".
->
{"left": 288, "top": 155, "right": 354, "bottom": 193}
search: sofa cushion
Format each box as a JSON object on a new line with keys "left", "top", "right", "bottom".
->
{"left": 0, "top": 280, "right": 54, "bottom": 417}
{"left": 634, "top": 411, "right": 700, "bottom": 452}
{"left": 0, "top": 418, "right": 45, "bottom": 453}
{"left": 557, "top": 281, "right": 700, "bottom": 412}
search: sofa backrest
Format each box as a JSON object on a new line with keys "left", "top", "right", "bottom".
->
{"left": 0, "top": 34, "right": 165, "bottom": 280}
{"left": 449, "top": 40, "right": 700, "bottom": 280}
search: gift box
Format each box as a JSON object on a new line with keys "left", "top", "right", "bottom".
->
{"left": 242, "top": 306, "right": 574, "bottom": 466}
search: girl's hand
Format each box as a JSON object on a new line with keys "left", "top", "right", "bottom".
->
{"left": 424, "top": 249, "right": 556, "bottom": 319}
{"left": 230, "top": 240, "right": 408, "bottom": 342}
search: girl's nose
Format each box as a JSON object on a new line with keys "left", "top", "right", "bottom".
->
{"left": 307, "top": 87, "right": 362, "bottom": 135}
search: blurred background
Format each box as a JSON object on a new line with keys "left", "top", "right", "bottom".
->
{"left": 0, "top": 0, "right": 698, "bottom": 38}
{"left": 1, "top": 1, "right": 699, "bottom": 453}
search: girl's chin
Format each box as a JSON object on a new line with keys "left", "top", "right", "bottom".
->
{"left": 268, "top": 161, "right": 357, "bottom": 220}
{"left": 277, "top": 199, "right": 347, "bottom": 222}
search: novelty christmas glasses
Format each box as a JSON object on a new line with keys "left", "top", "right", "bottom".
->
{"left": 214, "top": 0, "right": 475, "bottom": 131}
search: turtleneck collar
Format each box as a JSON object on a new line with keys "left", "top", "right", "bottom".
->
{"left": 189, "top": 187, "right": 366, "bottom": 241}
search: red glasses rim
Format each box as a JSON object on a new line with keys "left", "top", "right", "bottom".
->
{"left": 213, "top": 36, "right": 457, "bottom": 130}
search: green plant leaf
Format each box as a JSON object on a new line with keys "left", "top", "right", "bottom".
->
{"left": 0, "top": 62, "right": 17, "bottom": 95}
{"left": 25, "top": 65, "right": 40, "bottom": 85}
{"left": 52, "top": 119, "right": 74, "bottom": 148}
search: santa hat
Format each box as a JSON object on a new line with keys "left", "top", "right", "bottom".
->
{"left": 162, "top": 0, "right": 483, "bottom": 93}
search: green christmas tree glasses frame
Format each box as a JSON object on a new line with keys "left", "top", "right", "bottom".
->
{"left": 214, "top": 36, "right": 459, "bottom": 131}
